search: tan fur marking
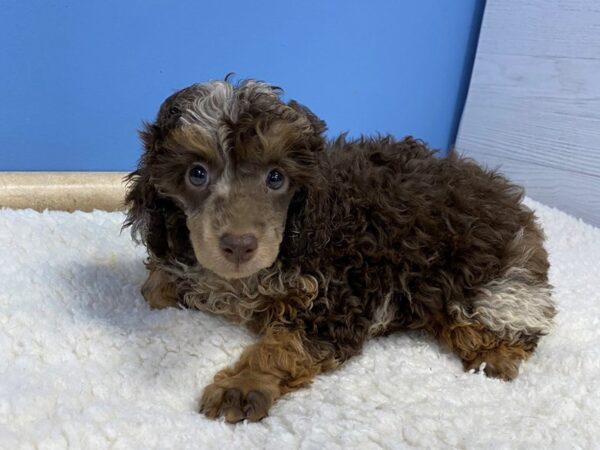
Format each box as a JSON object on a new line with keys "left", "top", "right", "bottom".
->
{"left": 166, "top": 126, "right": 220, "bottom": 164}
{"left": 141, "top": 267, "right": 181, "bottom": 309}
{"left": 252, "top": 119, "right": 313, "bottom": 162}
{"left": 200, "top": 327, "right": 336, "bottom": 422}
{"left": 439, "top": 322, "right": 533, "bottom": 381}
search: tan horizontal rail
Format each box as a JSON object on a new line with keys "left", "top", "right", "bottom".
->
{"left": 0, "top": 172, "right": 129, "bottom": 212}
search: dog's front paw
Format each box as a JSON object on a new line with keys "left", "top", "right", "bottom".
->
{"left": 200, "top": 374, "right": 276, "bottom": 423}
{"left": 141, "top": 268, "right": 181, "bottom": 309}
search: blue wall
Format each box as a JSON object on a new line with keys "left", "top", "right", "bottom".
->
{"left": 0, "top": 0, "right": 485, "bottom": 171}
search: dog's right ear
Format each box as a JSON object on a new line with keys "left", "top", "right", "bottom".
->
{"left": 124, "top": 122, "right": 191, "bottom": 262}
{"left": 123, "top": 123, "right": 167, "bottom": 258}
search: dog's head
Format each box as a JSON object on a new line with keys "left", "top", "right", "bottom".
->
{"left": 125, "top": 79, "right": 326, "bottom": 279}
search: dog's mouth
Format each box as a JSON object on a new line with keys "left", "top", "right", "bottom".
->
{"left": 202, "top": 249, "right": 278, "bottom": 280}
{"left": 213, "top": 262, "right": 266, "bottom": 280}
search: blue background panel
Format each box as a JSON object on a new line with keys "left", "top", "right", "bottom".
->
{"left": 0, "top": 0, "right": 485, "bottom": 171}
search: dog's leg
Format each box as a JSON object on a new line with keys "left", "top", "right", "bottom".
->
{"left": 141, "top": 267, "right": 181, "bottom": 309}
{"left": 200, "top": 327, "right": 337, "bottom": 423}
{"left": 438, "top": 321, "right": 537, "bottom": 381}
{"left": 440, "top": 249, "right": 554, "bottom": 380}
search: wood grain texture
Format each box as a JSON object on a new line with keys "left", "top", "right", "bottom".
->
{"left": 456, "top": 0, "right": 600, "bottom": 226}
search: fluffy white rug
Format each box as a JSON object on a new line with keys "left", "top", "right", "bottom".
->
{"left": 1, "top": 199, "right": 599, "bottom": 449}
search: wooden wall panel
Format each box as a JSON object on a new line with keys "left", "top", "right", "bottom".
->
{"left": 456, "top": 0, "right": 600, "bottom": 225}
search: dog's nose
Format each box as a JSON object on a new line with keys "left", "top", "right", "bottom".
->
{"left": 219, "top": 233, "right": 258, "bottom": 264}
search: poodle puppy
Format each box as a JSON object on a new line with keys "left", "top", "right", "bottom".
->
{"left": 125, "top": 79, "right": 555, "bottom": 423}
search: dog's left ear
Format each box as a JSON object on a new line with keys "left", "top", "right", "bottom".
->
{"left": 280, "top": 101, "right": 331, "bottom": 260}
{"left": 287, "top": 100, "right": 327, "bottom": 137}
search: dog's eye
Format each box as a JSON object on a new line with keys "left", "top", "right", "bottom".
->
{"left": 188, "top": 165, "right": 209, "bottom": 187}
{"left": 266, "top": 169, "right": 285, "bottom": 190}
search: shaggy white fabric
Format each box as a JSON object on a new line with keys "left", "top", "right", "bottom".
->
{"left": 1, "top": 199, "right": 599, "bottom": 449}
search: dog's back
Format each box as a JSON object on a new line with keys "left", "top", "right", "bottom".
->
{"left": 289, "top": 135, "right": 555, "bottom": 379}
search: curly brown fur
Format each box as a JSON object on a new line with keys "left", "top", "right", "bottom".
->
{"left": 125, "top": 79, "right": 555, "bottom": 422}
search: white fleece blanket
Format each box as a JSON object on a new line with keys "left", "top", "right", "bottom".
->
{"left": 1, "top": 199, "right": 599, "bottom": 449}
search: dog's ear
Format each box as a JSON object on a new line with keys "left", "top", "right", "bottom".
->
{"left": 278, "top": 100, "right": 330, "bottom": 259}
{"left": 124, "top": 122, "right": 194, "bottom": 263}
{"left": 282, "top": 184, "right": 332, "bottom": 261}
{"left": 287, "top": 100, "right": 327, "bottom": 137}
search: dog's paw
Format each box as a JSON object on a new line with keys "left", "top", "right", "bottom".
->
{"left": 200, "top": 380, "right": 273, "bottom": 423}
{"left": 141, "top": 269, "right": 181, "bottom": 309}
{"left": 463, "top": 351, "right": 522, "bottom": 381}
